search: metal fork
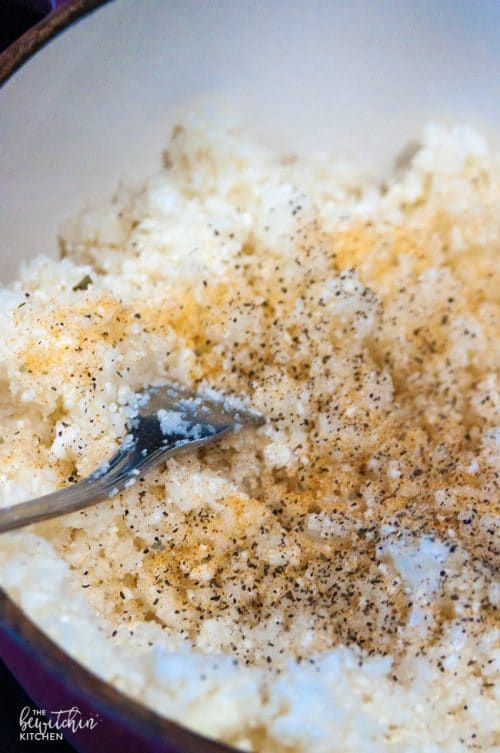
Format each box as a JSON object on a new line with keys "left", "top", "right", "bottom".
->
{"left": 0, "top": 383, "right": 263, "bottom": 534}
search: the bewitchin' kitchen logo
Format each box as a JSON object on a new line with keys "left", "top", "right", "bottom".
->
{"left": 19, "top": 705, "right": 100, "bottom": 742}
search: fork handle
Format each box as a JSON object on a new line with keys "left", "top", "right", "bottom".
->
{"left": 0, "top": 477, "right": 109, "bottom": 534}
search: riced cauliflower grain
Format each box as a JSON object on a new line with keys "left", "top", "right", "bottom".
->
{"left": 0, "top": 117, "right": 498, "bottom": 752}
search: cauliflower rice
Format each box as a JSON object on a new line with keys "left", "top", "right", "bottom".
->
{"left": 0, "top": 117, "right": 498, "bottom": 752}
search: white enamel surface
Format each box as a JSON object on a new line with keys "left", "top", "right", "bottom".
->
{"left": 1, "top": 0, "right": 499, "bottom": 281}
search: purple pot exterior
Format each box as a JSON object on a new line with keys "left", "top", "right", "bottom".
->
{"left": 14, "top": 1, "right": 70, "bottom": 14}
{"left": 0, "top": 592, "right": 235, "bottom": 753}
{"left": 0, "top": 625, "right": 153, "bottom": 753}
{"left": 0, "top": 621, "right": 153, "bottom": 753}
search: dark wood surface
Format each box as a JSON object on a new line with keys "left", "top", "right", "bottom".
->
{"left": 0, "top": 2, "right": 45, "bottom": 54}
{"left": 0, "top": 658, "right": 77, "bottom": 752}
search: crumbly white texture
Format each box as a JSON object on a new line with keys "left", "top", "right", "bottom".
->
{"left": 0, "top": 117, "right": 498, "bottom": 752}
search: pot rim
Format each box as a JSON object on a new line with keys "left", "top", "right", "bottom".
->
{"left": 0, "top": 0, "right": 107, "bottom": 85}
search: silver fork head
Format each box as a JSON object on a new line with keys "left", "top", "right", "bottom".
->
{"left": 92, "top": 382, "right": 264, "bottom": 489}
{"left": 0, "top": 383, "right": 264, "bottom": 534}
